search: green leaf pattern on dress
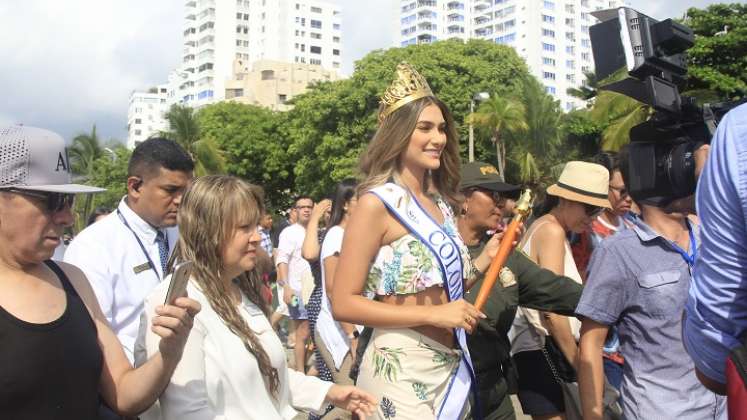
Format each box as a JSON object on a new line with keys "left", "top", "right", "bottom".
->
{"left": 412, "top": 382, "right": 428, "bottom": 401}
{"left": 372, "top": 345, "right": 406, "bottom": 383}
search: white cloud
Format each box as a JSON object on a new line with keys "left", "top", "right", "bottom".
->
{"left": 0, "top": 0, "right": 725, "bottom": 142}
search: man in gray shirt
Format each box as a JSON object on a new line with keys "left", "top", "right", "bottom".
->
{"left": 576, "top": 197, "right": 726, "bottom": 419}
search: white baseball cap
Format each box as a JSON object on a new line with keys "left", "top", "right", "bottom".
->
{"left": 0, "top": 125, "right": 104, "bottom": 194}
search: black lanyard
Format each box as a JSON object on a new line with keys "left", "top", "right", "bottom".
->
{"left": 117, "top": 208, "right": 161, "bottom": 281}
{"left": 669, "top": 220, "right": 698, "bottom": 269}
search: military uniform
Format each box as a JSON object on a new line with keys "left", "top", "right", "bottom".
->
{"left": 465, "top": 237, "right": 582, "bottom": 420}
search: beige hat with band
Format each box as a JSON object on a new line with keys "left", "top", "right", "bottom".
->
{"left": 546, "top": 161, "right": 612, "bottom": 208}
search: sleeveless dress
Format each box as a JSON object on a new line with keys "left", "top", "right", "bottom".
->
{"left": 0, "top": 260, "right": 103, "bottom": 419}
{"left": 356, "top": 192, "right": 475, "bottom": 420}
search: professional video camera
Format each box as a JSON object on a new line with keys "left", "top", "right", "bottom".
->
{"left": 589, "top": 7, "right": 745, "bottom": 204}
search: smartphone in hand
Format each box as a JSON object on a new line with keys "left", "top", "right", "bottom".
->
{"left": 164, "top": 261, "right": 194, "bottom": 305}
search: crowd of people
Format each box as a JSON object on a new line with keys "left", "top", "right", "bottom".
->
{"left": 0, "top": 62, "right": 745, "bottom": 420}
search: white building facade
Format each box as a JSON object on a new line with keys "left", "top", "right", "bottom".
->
{"left": 396, "top": 0, "right": 626, "bottom": 110}
{"left": 126, "top": 86, "right": 170, "bottom": 149}
{"left": 127, "top": 0, "right": 342, "bottom": 148}
{"left": 178, "top": 0, "right": 342, "bottom": 108}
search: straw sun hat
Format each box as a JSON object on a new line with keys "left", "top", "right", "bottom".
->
{"left": 546, "top": 161, "right": 612, "bottom": 208}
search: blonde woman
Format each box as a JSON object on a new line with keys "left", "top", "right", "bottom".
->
{"left": 511, "top": 161, "right": 610, "bottom": 420}
{"left": 137, "top": 176, "right": 375, "bottom": 419}
{"left": 332, "top": 63, "right": 499, "bottom": 419}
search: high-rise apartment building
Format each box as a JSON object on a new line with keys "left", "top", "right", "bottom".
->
{"left": 178, "top": 0, "right": 342, "bottom": 108}
{"left": 126, "top": 0, "right": 343, "bottom": 148}
{"left": 395, "top": 0, "right": 626, "bottom": 110}
{"left": 126, "top": 86, "right": 170, "bottom": 149}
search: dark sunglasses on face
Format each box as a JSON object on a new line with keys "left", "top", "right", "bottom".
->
{"left": 609, "top": 184, "right": 628, "bottom": 197}
{"left": 4, "top": 188, "right": 75, "bottom": 213}
{"left": 583, "top": 203, "right": 604, "bottom": 217}
{"left": 470, "top": 188, "right": 505, "bottom": 206}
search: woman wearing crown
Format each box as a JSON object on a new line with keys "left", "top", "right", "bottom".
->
{"left": 331, "top": 63, "right": 500, "bottom": 419}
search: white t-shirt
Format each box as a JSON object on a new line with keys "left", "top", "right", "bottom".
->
{"left": 136, "top": 279, "right": 332, "bottom": 420}
{"left": 64, "top": 197, "right": 177, "bottom": 362}
{"left": 275, "top": 224, "right": 312, "bottom": 293}
{"left": 316, "top": 226, "right": 350, "bottom": 369}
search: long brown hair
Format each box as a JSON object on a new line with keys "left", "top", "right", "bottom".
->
{"left": 174, "top": 175, "right": 280, "bottom": 396}
{"left": 359, "top": 96, "right": 462, "bottom": 208}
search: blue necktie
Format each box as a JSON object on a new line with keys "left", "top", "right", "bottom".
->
{"left": 156, "top": 230, "right": 170, "bottom": 275}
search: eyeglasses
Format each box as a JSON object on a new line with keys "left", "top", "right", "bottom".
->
{"left": 583, "top": 203, "right": 604, "bottom": 217}
{"left": 3, "top": 188, "right": 75, "bottom": 213}
{"left": 609, "top": 184, "right": 628, "bottom": 197}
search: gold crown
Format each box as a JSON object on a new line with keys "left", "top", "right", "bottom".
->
{"left": 379, "top": 62, "right": 434, "bottom": 121}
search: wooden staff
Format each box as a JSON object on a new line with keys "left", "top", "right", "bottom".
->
{"left": 474, "top": 189, "right": 533, "bottom": 311}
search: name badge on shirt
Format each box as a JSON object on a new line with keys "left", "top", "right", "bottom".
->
{"left": 499, "top": 267, "right": 517, "bottom": 288}
{"left": 133, "top": 262, "right": 152, "bottom": 274}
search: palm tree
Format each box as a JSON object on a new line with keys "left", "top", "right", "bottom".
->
{"left": 468, "top": 96, "right": 527, "bottom": 179}
{"left": 69, "top": 125, "right": 103, "bottom": 179}
{"left": 510, "top": 76, "right": 563, "bottom": 186}
{"left": 160, "top": 104, "right": 225, "bottom": 176}
{"left": 566, "top": 70, "right": 600, "bottom": 102}
{"left": 590, "top": 91, "right": 650, "bottom": 151}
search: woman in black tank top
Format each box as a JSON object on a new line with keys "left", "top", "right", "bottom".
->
{"left": 0, "top": 126, "right": 201, "bottom": 419}
{"left": 0, "top": 261, "right": 102, "bottom": 419}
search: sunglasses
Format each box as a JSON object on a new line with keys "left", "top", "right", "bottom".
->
{"left": 469, "top": 188, "right": 506, "bottom": 206}
{"left": 4, "top": 188, "right": 75, "bottom": 213}
{"left": 583, "top": 203, "right": 604, "bottom": 217}
{"left": 609, "top": 184, "right": 628, "bottom": 197}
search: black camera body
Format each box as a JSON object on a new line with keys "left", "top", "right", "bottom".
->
{"left": 589, "top": 7, "right": 744, "bottom": 204}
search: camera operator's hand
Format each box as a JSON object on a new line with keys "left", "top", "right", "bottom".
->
{"left": 694, "top": 143, "right": 710, "bottom": 179}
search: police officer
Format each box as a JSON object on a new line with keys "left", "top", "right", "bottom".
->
{"left": 458, "top": 162, "right": 583, "bottom": 420}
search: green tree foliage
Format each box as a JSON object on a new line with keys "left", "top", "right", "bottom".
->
{"left": 161, "top": 104, "right": 226, "bottom": 176}
{"left": 684, "top": 3, "right": 747, "bottom": 98}
{"left": 69, "top": 125, "right": 104, "bottom": 179}
{"left": 507, "top": 76, "right": 564, "bottom": 187}
{"left": 468, "top": 95, "right": 527, "bottom": 180}
{"left": 566, "top": 70, "right": 600, "bottom": 102}
{"left": 197, "top": 101, "right": 293, "bottom": 208}
{"left": 285, "top": 39, "right": 531, "bottom": 197}
{"left": 72, "top": 146, "right": 131, "bottom": 232}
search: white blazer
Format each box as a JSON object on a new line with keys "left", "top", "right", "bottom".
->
{"left": 136, "top": 278, "right": 332, "bottom": 419}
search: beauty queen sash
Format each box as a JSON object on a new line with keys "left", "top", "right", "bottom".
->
{"left": 370, "top": 183, "right": 480, "bottom": 420}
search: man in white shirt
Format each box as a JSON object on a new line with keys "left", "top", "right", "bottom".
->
{"left": 65, "top": 137, "right": 194, "bottom": 363}
{"left": 276, "top": 196, "right": 314, "bottom": 372}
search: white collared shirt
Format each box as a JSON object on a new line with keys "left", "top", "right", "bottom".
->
{"left": 136, "top": 279, "right": 332, "bottom": 420}
{"left": 64, "top": 197, "right": 178, "bottom": 362}
{"left": 275, "top": 223, "right": 312, "bottom": 292}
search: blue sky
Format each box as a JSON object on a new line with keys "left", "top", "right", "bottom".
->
{"left": 0, "top": 0, "right": 725, "bottom": 143}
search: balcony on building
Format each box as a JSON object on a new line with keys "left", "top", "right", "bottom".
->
{"left": 417, "top": 0, "right": 437, "bottom": 7}
{"left": 417, "top": 21, "right": 436, "bottom": 32}
{"left": 185, "top": 13, "right": 196, "bottom": 21}
{"left": 474, "top": 14, "right": 490, "bottom": 25}
{"left": 417, "top": 34, "right": 436, "bottom": 44}
{"left": 475, "top": 27, "right": 494, "bottom": 37}
{"left": 418, "top": 10, "right": 436, "bottom": 20}
{"left": 447, "top": 1, "right": 464, "bottom": 11}
{"left": 185, "top": 0, "right": 196, "bottom": 8}
{"left": 447, "top": 24, "right": 465, "bottom": 34}
{"left": 447, "top": 13, "right": 464, "bottom": 23}
{"left": 474, "top": 0, "right": 491, "bottom": 12}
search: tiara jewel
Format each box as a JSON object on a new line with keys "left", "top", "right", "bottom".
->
{"left": 379, "top": 62, "right": 434, "bottom": 121}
